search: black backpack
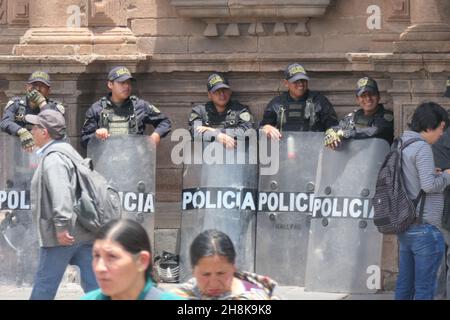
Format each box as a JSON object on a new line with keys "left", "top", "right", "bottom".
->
{"left": 45, "top": 149, "right": 122, "bottom": 233}
{"left": 373, "top": 138, "right": 426, "bottom": 234}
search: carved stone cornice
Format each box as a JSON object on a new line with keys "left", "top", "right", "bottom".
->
{"left": 170, "top": 0, "right": 331, "bottom": 37}
{"left": 393, "top": 0, "right": 450, "bottom": 52}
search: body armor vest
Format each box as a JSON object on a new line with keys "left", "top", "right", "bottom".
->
{"left": 202, "top": 105, "right": 239, "bottom": 129}
{"left": 100, "top": 97, "right": 138, "bottom": 136}
{"left": 277, "top": 96, "right": 315, "bottom": 132}
{"left": 353, "top": 112, "right": 371, "bottom": 129}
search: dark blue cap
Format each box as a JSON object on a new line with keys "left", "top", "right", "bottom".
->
{"left": 356, "top": 77, "right": 379, "bottom": 96}
{"left": 108, "top": 66, "right": 135, "bottom": 82}
{"left": 284, "top": 63, "right": 310, "bottom": 82}
{"left": 207, "top": 73, "right": 230, "bottom": 93}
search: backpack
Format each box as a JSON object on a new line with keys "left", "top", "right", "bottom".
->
{"left": 46, "top": 149, "right": 122, "bottom": 233}
{"left": 373, "top": 138, "right": 426, "bottom": 234}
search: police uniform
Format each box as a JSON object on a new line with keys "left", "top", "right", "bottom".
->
{"left": 0, "top": 96, "right": 65, "bottom": 136}
{"left": 81, "top": 93, "right": 171, "bottom": 147}
{"left": 260, "top": 90, "right": 338, "bottom": 132}
{"left": 333, "top": 104, "right": 394, "bottom": 145}
{"left": 188, "top": 100, "right": 254, "bottom": 140}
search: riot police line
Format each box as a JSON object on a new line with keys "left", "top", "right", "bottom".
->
{"left": 177, "top": 128, "right": 390, "bottom": 293}
{"left": 0, "top": 128, "right": 388, "bottom": 293}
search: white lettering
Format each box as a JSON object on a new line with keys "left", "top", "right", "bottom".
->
{"left": 267, "top": 193, "right": 278, "bottom": 212}
{"left": 193, "top": 191, "right": 205, "bottom": 209}
{"left": 349, "top": 199, "right": 363, "bottom": 218}
{"left": 182, "top": 192, "right": 192, "bottom": 210}
{"left": 258, "top": 192, "right": 268, "bottom": 211}
{"left": 205, "top": 191, "right": 216, "bottom": 209}
{"left": 366, "top": 5, "right": 381, "bottom": 30}
{"left": 331, "top": 198, "right": 342, "bottom": 217}
{"left": 366, "top": 265, "right": 381, "bottom": 290}
{"left": 223, "top": 191, "right": 235, "bottom": 209}
{"left": 143, "top": 194, "right": 154, "bottom": 213}
{"left": 241, "top": 192, "right": 255, "bottom": 211}
{"left": 279, "top": 193, "right": 288, "bottom": 212}
{"left": 321, "top": 198, "right": 332, "bottom": 217}
{"left": 312, "top": 198, "right": 321, "bottom": 217}
{"left": 124, "top": 192, "right": 137, "bottom": 212}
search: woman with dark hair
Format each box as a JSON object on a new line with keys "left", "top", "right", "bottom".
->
{"left": 395, "top": 101, "right": 450, "bottom": 300}
{"left": 81, "top": 219, "right": 182, "bottom": 300}
{"left": 172, "top": 229, "right": 279, "bottom": 300}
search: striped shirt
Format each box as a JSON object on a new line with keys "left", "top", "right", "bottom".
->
{"left": 401, "top": 130, "right": 450, "bottom": 228}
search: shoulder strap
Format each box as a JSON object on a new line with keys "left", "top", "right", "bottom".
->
{"left": 100, "top": 97, "right": 108, "bottom": 110}
{"left": 45, "top": 147, "right": 91, "bottom": 170}
{"left": 399, "top": 137, "right": 423, "bottom": 151}
{"left": 398, "top": 137, "right": 427, "bottom": 221}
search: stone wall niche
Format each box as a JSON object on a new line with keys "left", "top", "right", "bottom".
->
{"left": 170, "top": 0, "right": 331, "bottom": 37}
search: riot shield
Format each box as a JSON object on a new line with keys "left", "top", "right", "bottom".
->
{"left": 179, "top": 131, "right": 258, "bottom": 281}
{"left": 0, "top": 133, "right": 39, "bottom": 286}
{"left": 305, "top": 138, "right": 390, "bottom": 293}
{"left": 256, "top": 131, "right": 323, "bottom": 286}
{"left": 87, "top": 135, "right": 156, "bottom": 250}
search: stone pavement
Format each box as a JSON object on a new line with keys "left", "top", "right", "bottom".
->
{"left": 0, "top": 282, "right": 395, "bottom": 300}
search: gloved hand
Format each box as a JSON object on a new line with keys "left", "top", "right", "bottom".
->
{"left": 324, "top": 128, "right": 343, "bottom": 147}
{"left": 17, "top": 128, "right": 35, "bottom": 149}
{"left": 26, "top": 89, "right": 46, "bottom": 108}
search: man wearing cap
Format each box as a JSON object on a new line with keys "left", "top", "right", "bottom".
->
{"left": 188, "top": 73, "right": 254, "bottom": 148}
{"left": 81, "top": 66, "right": 171, "bottom": 147}
{"left": 0, "top": 71, "right": 65, "bottom": 152}
{"left": 324, "top": 77, "right": 394, "bottom": 149}
{"left": 260, "top": 63, "right": 338, "bottom": 140}
{"left": 26, "top": 109, "right": 97, "bottom": 300}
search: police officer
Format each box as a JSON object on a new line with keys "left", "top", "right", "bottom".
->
{"left": 81, "top": 66, "right": 171, "bottom": 147}
{"left": 0, "top": 71, "right": 65, "bottom": 152}
{"left": 324, "top": 77, "right": 394, "bottom": 149}
{"left": 260, "top": 63, "right": 338, "bottom": 140}
{"left": 188, "top": 73, "right": 254, "bottom": 149}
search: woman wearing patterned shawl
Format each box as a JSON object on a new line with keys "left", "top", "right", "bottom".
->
{"left": 172, "top": 229, "right": 279, "bottom": 300}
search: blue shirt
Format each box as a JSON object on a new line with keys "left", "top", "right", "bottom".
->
{"left": 81, "top": 279, "right": 184, "bottom": 300}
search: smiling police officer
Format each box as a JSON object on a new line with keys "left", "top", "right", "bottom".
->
{"left": 324, "top": 77, "right": 394, "bottom": 149}
{"left": 81, "top": 66, "right": 171, "bottom": 147}
{"left": 260, "top": 63, "right": 338, "bottom": 140}
{"left": 188, "top": 73, "right": 254, "bottom": 149}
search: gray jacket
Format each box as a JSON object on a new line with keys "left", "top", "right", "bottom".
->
{"left": 401, "top": 130, "right": 450, "bottom": 228}
{"left": 31, "top": 140, "right": 95, "bottom": 247}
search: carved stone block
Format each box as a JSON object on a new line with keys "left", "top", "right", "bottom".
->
{"left": 89, "top": 0, "right": 128, "bottom": 27}
{"left": 170, "top": 0, "right": 329, "bottom": 37}
{"left": 387, "top": 0, "right": 410, "bottom": 22}
{"left": 7, "top": 0, "right": 29, "bottom": 26}
{"left": 0, "top": 0, "right": 6, "bottom": 25}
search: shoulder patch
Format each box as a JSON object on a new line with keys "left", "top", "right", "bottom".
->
{"left": 384, "top": 113, "right": 394, "bottom": 122}
{"left": 4, "top": 100, "right": 15, "bottom": 110}
{"left": 239, "top": 111, "right": 251, "bottom": 122}
{"left": 189, "top": 112, "right": 199, "bottom": 122}
{"left": 55, "top": 103, "right": 65, "bottom": 115}
{"left": 150, "top": 104, "right": 161, "bottom": 114}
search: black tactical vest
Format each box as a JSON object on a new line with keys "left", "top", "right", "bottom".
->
{"left": 277, "top": 95, "right": 316, "bottom": 132}
{"left": 100, "top": 97, "right": 138, "bottom": 135}
{"left": 202, "top": 104, "right": 240, "bottom": 129}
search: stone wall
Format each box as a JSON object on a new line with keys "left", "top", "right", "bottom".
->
{"left": 1, "top": 0, "right": 450, "bottom": 289}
